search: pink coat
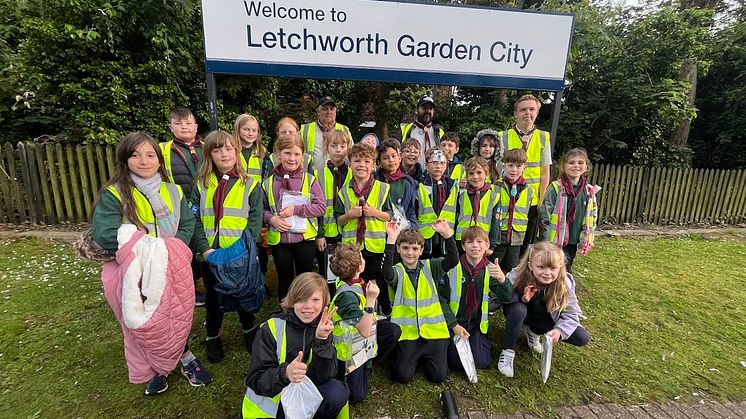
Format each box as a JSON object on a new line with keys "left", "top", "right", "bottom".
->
{"left": 101, "top": 225, "right": 195, "bottom": 384}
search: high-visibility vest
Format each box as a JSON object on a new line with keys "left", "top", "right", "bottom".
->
{"left": 239, "top": 151, "right": 264, "bottom": 184}
{"left": 338, "top": 180, "right": 390, "bottom": 253}
{"left": 416, "top": 182, "right": 458, "bottom": 238}
{"left": 448, "top": 163, "right": 465, "bottom": 182}
{"left": 499, "top": 129, "right": 549, "bottom": 205}
{"left": 400, "top": 123, "right": 445, "bottom": 142}
{"left": 198, "top": 174, "right": 258, "bottom": 248}
{"left": 447, "top": 264, "right": 491, "bottom": 334}
{"left": 546, "top": 182, "right": 599, "bottom": 249}
{"left": 263, "top": 173, "right": 319, "bottom": 245}
{"left": 390, "top": 260, "right": 450, "bottom": 341}
{"left": 268, "top": 153, "right": 314, "bottom": 172}
{"left": 315, "top": 166, "right": 352, "bottom": 238}
{"left": 300, "top": 122, "right": 351, "bottom": 155}
{"left": 107, "top": 183, "right": 181, "bottom": 236}
{"left": 242, "top": 318, "right": 313, "bottom": 418}
{"left": 454, "top": 186, "right": 498, "bottom": 240}
{"left": 159, "top": 140, "right": 200, "bottom": 184}
{"left": 497, "top": 182, "right": 534, "bottom": 244}
{"left": 331, "top": 281, "right": 377, "bottom": 362}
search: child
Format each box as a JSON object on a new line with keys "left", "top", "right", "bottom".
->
{"left": 439, "top": 226, "right": 513, "bottom": 370}
{"left": 329, "top": 243, "right": 402, "bottom": 403}
{"left": 384, "top": 220, "right": 458, "bottom": 384}
{"left": 375, "top": 138, "right": 418, "bottom": 229}
{"left": 400, "top": 138, "right": 425, "bottom": 182}
{"left": 233, "top": 113, "right": 272, "bottom": 184}
{"left": 92, "top": 132, "right": 211, "bottom": 395}
{"left": 493, "top": 149, "right": 534, "bottom": 274}
{"left": 453, "top": 157, "right": 500, "bottom": 255}
{"left": 271, "top": 117, "right": 314, "bottom": 173}
{"left": 470, "top": 129, "right": 503, "bottom": 184}
{"left": 417, "top": 148, "right": 458, "bottom": 259}
{"left": 315, "top": 129, "right": 352, "bottom": 281}
{"left": 191, "top": 130, "right": 263, "bottom": 362}
{"left": 540, "top": 148, "right": 600, "bottom": 273}
{"left": 498, "top": 241, "right": 590, "bottom": 378}
{"left": 335, "top": 143, "right": 393, "bottom": 314}
{"left": 263, "top": 134, "right": 326, "bottom": 302}
{"left": 439, "top": 132, "right": 465, "bottom": 186}
{"left": 359, "top": 133, "right": 380, "bottom": 150}
{"left": 243, "top": 272, "right": 349, "bottom": 418}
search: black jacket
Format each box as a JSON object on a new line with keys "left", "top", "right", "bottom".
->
{"left": 246, "top": 310, "right": 337, "bottom": 396}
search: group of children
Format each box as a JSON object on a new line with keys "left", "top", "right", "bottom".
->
{"left": 91, "top": 105, "right": 600, "bottom": 418}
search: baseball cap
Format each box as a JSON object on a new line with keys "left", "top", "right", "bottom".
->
{"left": 418, "top": 95, "right": 435, "bottom": 107}
{"left": 318, "top": 96, "right": 336, "bottom": 107}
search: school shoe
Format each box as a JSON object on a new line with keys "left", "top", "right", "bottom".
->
{"left": 145, "top": 374, "right": 168, "bottom": 395}
{"left": 524, "top": 327, "right": 543, "bottom": 354}
{"left": 181, "top": 359, "right": 213, "bottom": 387}
{"left": 203, "top": 337, "right": 224, "bottom": 363}
{"left": 244, "top": 327, "right": 258, "bottom": 353}
{"left": 497, "top": 349, "right": 515, "bottom": 378}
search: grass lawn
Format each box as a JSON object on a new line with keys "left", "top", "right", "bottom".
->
{"left": 1, "top": 233, "right": 745, "bottom": 418}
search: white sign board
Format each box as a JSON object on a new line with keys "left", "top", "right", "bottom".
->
{"left": 201, "top": 0, "right": 574, "bottom": 90}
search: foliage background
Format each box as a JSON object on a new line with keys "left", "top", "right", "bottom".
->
{"left": 0, "top": 0, "right": 744, "bottom": 169}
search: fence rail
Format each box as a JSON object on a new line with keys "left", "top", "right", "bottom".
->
{"left": 0, "top": 141, "right": 745, "bottom": 225}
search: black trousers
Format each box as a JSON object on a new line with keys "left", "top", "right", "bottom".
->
{"left": 502, "top": 301, "right": 590, "bottom": 350}
{"left": 519, "top": 205, "right": 540, "bottom": 258}
{"left": 199, "top": 262, "right": 255, "bottom": 337}
{"left": 492, "top": 244, "right": 521, "bottom": 274}
{"left": 393, "top": 338, "right": 449, "bottom": 384}
{"left": 446, "top": 323, "right": 492, "bottom": 370}
{"left": 360, "top": 250, "right": 389, "bottom": 315}
{"left": 272, "top": 240, "right": 317, "bottom": 303}
{"left": 564, "top": 244, "right": 578, "bottom": 274}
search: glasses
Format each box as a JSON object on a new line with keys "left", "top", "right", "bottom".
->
{"left": 403, "top": 149, "right": 419, "bottom": 155}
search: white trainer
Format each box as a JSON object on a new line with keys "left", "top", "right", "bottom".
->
{"left": 497, "top": 349, "right": 515, "bottom": 378}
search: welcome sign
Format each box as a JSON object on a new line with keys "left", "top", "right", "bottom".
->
{"left": 201, "top": 0, "right": 574, "bottom": 90}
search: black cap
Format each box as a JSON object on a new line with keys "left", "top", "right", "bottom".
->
{"left": 418, "top": 95, "right": 435, "bottom": 107}
{"left": 318, "top": 96, "right": 336, "bottom": 107}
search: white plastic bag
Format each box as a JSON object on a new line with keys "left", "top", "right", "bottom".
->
{"left": 392, "top": 204, "right": 411, "bottom": 230}
{"left": 280, "top": 376, "right": 323, "bottom": 419}
{"left": 280, "top": 189, "right": 311, "bottom": 234}
{"left": 540, "top": 333, "right": 554, "bottom": 384}
{"left": 334, "top": 320, "right": 377, "bottom": 374}
{"left": 453, "top": 335, "right": 478, "bottom": 383}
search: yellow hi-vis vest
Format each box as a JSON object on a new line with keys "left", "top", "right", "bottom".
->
{"left": 331, "top": 281, "right": 378, "bottom": 362}
{"left": 198, "top": 174, "right": 258, "bottom": 248}
{"left": 497, "top": 182, "right": 534, "bottom": 246}
{"left": 338, "top": 180, "right": 390, "bottom": 253}
{"left": 447, "top": 264, "right": 491, "bottom": 334}
{"left": 239, "top": 151, "right": 264, "bottom": 184}
{"left": 499, "top": 129, "right": 549, "bottom": 206}
{"left": 263, "top": 173, "right": 319, "bottom": 245}
{"left": 391, "top": 260, "right": 450, "bottom": 341}
{"left": 448, "top": 163, "right": 466, "bottom": 182}
{"left": 300, "top": 122, "right": 351, "bottom": 155}
{"left": 400, "top": 123, "right": 445, "bottom": 142}
{"left": 159, "top": 140, "right": 200, "bottom": 184}
{"left": 315, "top": 166, "right": 352, "bottom": 238}
{"left": 455, "top": 186, "right": 498, "bottom": 241}
{"left": 546, "top": 182, "right": 599, "bottom": 248}
{"left": 416, "top": 182, "right": 458, "bottom": 238}
{"left": 107, "top": 183, "right": 181, "bottom": 236}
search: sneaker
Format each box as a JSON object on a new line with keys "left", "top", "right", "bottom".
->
{"left": 195, "top": 292, "right": 206, "bottom": 307}
{"left": 497, "top": 349, "right": 515, "bottom": 378}
{"left": 525, "top": 327, "right": 543, "bottom": 354}
{"left": 181, "top": 359, "right": 213, "bottom": 387}
{"left": 203, "top": 337, "right": 224, "bottom": 363}
{"left": 145, "top": 374, "right": 168, "bottom": 395}
{"left": 243, "top": 327, "right": 258, "bottom": 353}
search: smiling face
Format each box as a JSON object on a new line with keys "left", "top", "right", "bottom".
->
{"left": 563, "top": 154, "right": 589, "bottom": 183}
{"left": 280, "top": 145, "right": 303, "bottom": 172}
{"left": 169, "top": 116, "right": 198, "bottom": 143}
{"left": 211, "top": 140, "right": 237, "bottom": 174}
{"left": 317, "top": 104, "right": 337, "bottom": 127}
{"left": 529, "top": 256, "right": 561, "bottom": 285}
{"left": 462, "top": 237, "right": 488, "bottom": 262}
{"left": 293, "top": 289, "right": 324, "bottom": 324}
{"left": 416, "top": 103, "right": 435, "bottom": 125}
{"left": 397, "top": 241, "right": 424, "bottom": 269}
{"left": 467, "top": 166, "right": 487, "bottom": 189}
{"left": 504, "top": 161, "right": 526, "bottom": 183}
{"left": 379, "top": 146, "right": 401, "bottom": 174}
{"left": 350, "top": 156, "right": 374, "bottom": 182}
{"left": 479, "top": 137, "right": 496, "bottom": 159}
{"left": 401, "top": 145, "right": 420, "bottom": 168}
{"left": 239, "top": 120, "right": 259, "bottom": 146}
{"left": 439, "top": 141, "right": 458, "bottom": 161}
{"left": 127, "top": 142, "right": 160, "bottom": 179}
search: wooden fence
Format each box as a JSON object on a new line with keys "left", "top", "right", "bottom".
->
{"left": 0, "top": 141, "right": 745, "bottom": 225}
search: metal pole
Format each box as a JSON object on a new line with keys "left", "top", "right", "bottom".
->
{"left": 206, "top": 72, "right": 218, "bottom": 131}
{"left": 549, "top": 88, "right": 563, "bottom": 157}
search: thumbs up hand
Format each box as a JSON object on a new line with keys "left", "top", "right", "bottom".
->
{"left": 285, "top": 351, "right": 307, "bottom": 383}
{"left": 487, "top": 262, "right": 505, "bottom": 283}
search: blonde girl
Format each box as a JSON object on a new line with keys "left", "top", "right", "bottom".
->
{"left": 497, "top": 241, "right": 590, "bottom": 378}
{"left": 539, "top": 148, "right": 601, "bottom": 272}
{"left": 233, "top": 113, "right": 271, "bottom": 183}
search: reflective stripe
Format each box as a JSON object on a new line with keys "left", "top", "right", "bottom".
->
{"left": 331, "top": 282, "right": 376, "bottom": 362}
{"left": 390, "top": 261, "right": 450, "bottom": 341}
{"left": 455, "top": 187, "right": 497, "bottom": 240}
{"left": 447, "top": 264, "right": 490, "bottom": 334}
{"left": 242, "top": 318, "right": 287, "bottom": 418}
{"left": 301, "top": 122, "right": 351, "bottom": 157}
{"left": 500, "top": 129, "right": 549, "bottom": 206}
{"left": 107, "top": 183, "right": 182, "bottom": 237}
{"left": 316, "top": 166, "right": 352, "bottom": 238}
{"left": 198, "top": 173, "right": 256, "bottom": 248}
{"left": 339, "top": 180, "right": 389, "bottom": 253}
{"left": 263, "top": 173, "right": 319, "bottom": 245}
{"left": 239, "top": 152, "right": 264, "bottom": 184}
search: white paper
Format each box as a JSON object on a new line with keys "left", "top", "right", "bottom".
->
{"left": 334, "top": 320, "right": 377, "bottom": 374}
{"left": 281, "top": 190, "right": 310, "bottom": 234}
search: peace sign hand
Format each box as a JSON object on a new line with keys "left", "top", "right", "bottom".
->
{"left": 315, "top": 305, "right": 337, "bottom": 340}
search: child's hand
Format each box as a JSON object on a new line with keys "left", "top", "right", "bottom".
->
{"left": 522, "top": 284, "right": 537, "bottom": 303}
{"left": 270, "top": 216, "right": 292, "bottom": 232}
{"left": 347, "top": 205, "right": 364, "bottom": 218}
{"left": 279, "top": 205, "right": 294, "bottom": 217}
{"left": 547, "top": 329, "right": 561, "bottom": 343}
{"left": 385, "top": 221, "right": 400, "bottom": 243}
{"left": 285, "top": 351, "right": 307, "bottom": 383}
{"left": 487, "top": 262, "right": 505, "bottom": 283}
{"left": 365, "top": 280, "right": 380, "bottom": 301}
{"left": 484, "top": 247, "right": 493, "bottom": 256}
{"left": 453, "top": 325, "right": 470, "bottom": 339}
{"left": 431, "top": 219, "right": 452, "bottom": 238}
{"left": 315, "top": 237, "right": 327, "bottom": 252}
{"left": 202, "top": 248, "right": 216, "bottom": 259}
{"left": 315, "top": 306, "right": 337, "bottom": 340}
{"left": 459, "top": 178, "right": 467, "bottom": 188}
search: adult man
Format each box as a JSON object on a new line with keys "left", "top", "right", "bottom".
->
{"left": 400, "top": 95, "right": 445, "bottom": 167}
{"left": 300, "top": 96, "right": 353, "bottom": 172}
{"left": 498, "top": 94, "right": 552, "bottom": 256}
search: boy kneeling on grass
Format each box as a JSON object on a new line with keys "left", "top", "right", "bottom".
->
{"left": 384, "top": 219, "right": 458, "bottom": 384}
{"left": 439, "top": 226, "right": 513, "bottom": 371}
{"left": 329, "top": 243, "right": 402, "bottom": 403}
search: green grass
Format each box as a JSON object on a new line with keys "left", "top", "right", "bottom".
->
{"left": 1, "top": 234, "right": 745, "bottom": 418}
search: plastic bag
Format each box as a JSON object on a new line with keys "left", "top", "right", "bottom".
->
{"left": 280, "top": 376, "right": 323, "bottom": 419}
{"left": 392, "top": 204, "right": 411, "bottom": 230}
{"left": 280, "top": 189, "right": 311, "bottom": 234}
{"left": 334, "top": 320, "right": 377, "bottom": 374}
{"left": 540, "top": 333, "right": 554, "bottom": 384}
{"left": 453, "top": 335, "right": 478, "bottom": 383}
